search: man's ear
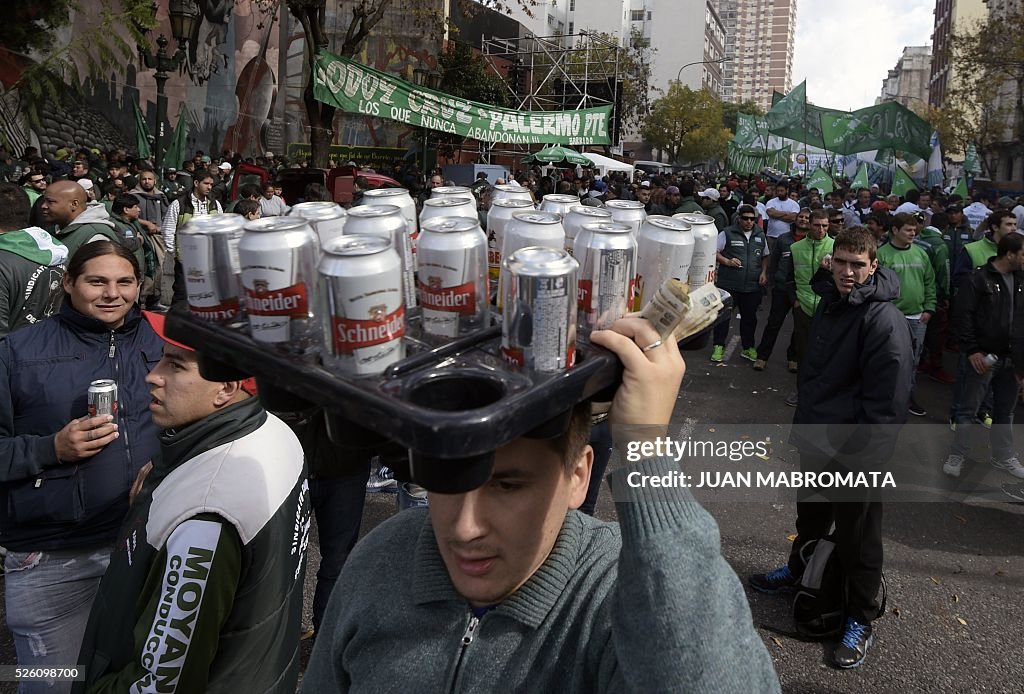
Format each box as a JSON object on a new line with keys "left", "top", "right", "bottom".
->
{"left": 213, "top": 380, "right": 245, "bottom": 407}
{"left": 568, "top": 444, "right": 594, "bottom": 511}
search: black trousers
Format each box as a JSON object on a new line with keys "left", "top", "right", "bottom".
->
{"left": 756, "top": 287, "right": 795, "bottom": 361}
{"left": 713, "top": 289, "right": 763, "bottom": 349}
{"left": 791, "top": 307, "right": 814, "bottom": 364}
{"left": 787, "top": 495, "right": 884, "bottom": 624}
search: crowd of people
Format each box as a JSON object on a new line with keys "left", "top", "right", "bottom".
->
{"left": 1, "top": 139, "right": 1023, "bottom": 690}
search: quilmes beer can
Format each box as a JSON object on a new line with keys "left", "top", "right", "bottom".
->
{"left": 88, "top": 379, "right": 118, "bottom": 417}
{"left": 486, "top": 199, "right": 535, "bottom": 290}
{"left": 576, "top": 222, "right": 636, "bottom": 333}
{"left": 319, "top": 235, "right": 405, "bottom": 376}
{"left": 491, "top": 184, "right": 535, "bottom": 206}
{"left": 239, "top": 217, "right": 322, "bottom": 358}
{"left": 674, "top": 213, "right": 718, "bottom": 288}
{"left": 634, "top": 215, "right": 695, "bottom": 310}
{"left": 345, "top": 204, "right": 417, "bottom": 309}
{"left": 539, "top": 194, "right": 583, "bottom": 217}
{"left": 419, "top": 197, "right": 478, "bottom": 228}
{"left": 501, "top": 246, "right": 578, "bottom": 373}
{"left": 499, "top": 211, "right": 566, "bottom": 308}
{"left": 417, "top": 217, "right": 489, "bottom": 337}
{"left": 562, "top": 205, "right": 612, "bottom": 256}
{"left": 430, "top": 185, "right": 473, "bottom": 201}
{"left": 604, "top": 200, "right": 647, "bottom": 235}
{"left": 289, "top": 201, "right": 347, "bottom": 249}
{"left": 362, "top": 188, "right": 417, "bottom": 238}
{"left": 178, "top": 214, "right": 246, "bottom": 323}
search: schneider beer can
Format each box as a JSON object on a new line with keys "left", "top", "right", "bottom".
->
{"left": 362, "top": 188, "right": 418, "bottom": 242}
{"left": 501, "top": 246, "right": 578, "bottom": 373}
{"left": 605, "top": 199, "right": 647, "bottom": 235}
{"left": 674, "top": 213, "right": 718, "bottom": 288}
{"left": 539, "top": 194, "right": 583, "bottom": 218}
{"left": 88, "top": 379, "right": 118, "bottom": 417}
{"left": 562, "top": 205, "right": 612, "bottom": 256}
{"left": 635, "top": 216, "right": 695, "bottom": 310}
{"left": 499, "top": 211, "right": 566, "bottom": 309}
{"left": 319, "top": 235, "right": 406, "bottom": 376}
{"left": 178, "top": 214, "right": 246, "bottom": 323}
{"left": 289, "top": 201, "right": 347, "bottom": 249}
{"left": 345, "top": 204, "right": 417, "bottom": 309}
{"left": 417, "top": 217, "right": 489, "bottom": 337}
{"left": 490, "top": 184, "right": 535, "bottom": 206}
{"left": 239, "top": 217, "right": 322, "bottom": 357}
{"left": 486, "top": 199, "right": 535, "bottom": 291}
{"left": 576, "top": 222, "right": 636, "bottom": 333}
{"left": 420, "top": 197, "right": 478, "bottom": 228}
{"left": 430, "top": 185, "right": 473, "bottom": 201}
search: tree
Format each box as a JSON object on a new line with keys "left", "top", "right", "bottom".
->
{"left": 433, "top": 40, "right": 510, "bottom": 158}
{"left": 720, "top": 99, "right": 763, "bottom": 134}
{"left": 641, "top": 84, "right": 731, "bottom": 165}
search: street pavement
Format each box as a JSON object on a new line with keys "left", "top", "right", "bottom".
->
{"left": 0, "top": 310, "right": 1021, "bottom": 693}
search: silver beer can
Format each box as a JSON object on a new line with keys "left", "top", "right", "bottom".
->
{"left": 239, "top": 217, "right": 322, "bottom": 357}
{"left": 499, "top": 211, "right": 566, "bottom": 308}
{"left": 605, "top": 199, "right": 647, "bottom": 235}
{"left": 362, "top": 188, "right": 417, "bottom": 237}
{"left": 88, "top": 379, "right": 118, "bottom": 417}
{"left": 576, "top": 223, "right": 637, "bottom": 333}
{"left": 501, "top": 246, "right": 578, "bottom": 373}
{"left": 319, "top": 235, "right": 405, "bottom": 376}
{"left": 486, "top": 199, "right": 535, "bottom": 290}
{"left": 674, "top": 213, "right": 718, "bottom": 288}
{"left": 539, "top": 193, "right": 583, "bottom": 218}
{"left": 345, "top": 204, "right": 417, "bottom": 309}
{"left": 562, "top": 205, "right": 612, "bottom": 256}
{"left": 289, "top": 201, "right": 347, "bottom": 249}
{"left": 490, "top": 184, "right": 535, "bottom": 206}
{"left": 635, "top": 216, "right": 695, "bottom": 310}
{"left": 178, "top": 214, "right": 246, "bottom": 323}
{"left": 417, "top": 217, "right": 489, "bottom": 337}
{"left": 419, "top": 197, "right": 478, "bottom": 228}
{"left": 430, "top": 185, "right": 473, "bottom": 201}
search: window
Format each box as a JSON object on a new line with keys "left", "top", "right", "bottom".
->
{"left": 569, "top": 0, "right": 575, "bottom": 10}
{"left": 631, "top": 10, "right": 645, "bottom": 21}
{"left": 568, "top": 21, "right": 574, "bottom": 34}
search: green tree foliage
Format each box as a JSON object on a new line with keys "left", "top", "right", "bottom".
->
{"left": 720, "top": 99, "right": 764, "bottom": 134}
{"left": 641, "top": 85, "right": 732, "bottom": 165}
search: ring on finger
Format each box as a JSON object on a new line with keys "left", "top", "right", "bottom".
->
{"left": 641, "top": 339, "right": 663, "bottom": 353}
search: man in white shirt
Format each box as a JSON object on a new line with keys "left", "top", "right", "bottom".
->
{"left": 963, "top": 192, "right": 991, "bottom": 231}
{"left": 765, "top": 182, "right": 800, "bottom": 255}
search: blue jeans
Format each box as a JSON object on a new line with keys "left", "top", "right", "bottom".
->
{"left": 950, "top": 356, "right": 1018, "bottom": 461}
{"left": 907, "top": 317, "right": 927, "bottom": 390}
{"left": 4, "top": 545, "right": 112, "bottom": 694}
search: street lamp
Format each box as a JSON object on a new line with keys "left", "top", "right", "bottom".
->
{"left": 676, "top": 56, "right": 732, "bottom": 85}
{"left": 412, "top": 67, "right": 442, "bottom": 175}
{"left": 138, "top": 0, "right": 200, "bottom": 169}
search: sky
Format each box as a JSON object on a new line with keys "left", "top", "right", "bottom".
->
{"left": 791, "top": 0, "right": 935, "bottom": 112}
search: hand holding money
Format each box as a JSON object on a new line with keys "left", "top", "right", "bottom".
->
{"left": 637, "top": 279, "right": 724, "bottom": 343}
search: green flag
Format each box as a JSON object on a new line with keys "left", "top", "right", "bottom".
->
{"left": 765, "top": 81, "right": 806, "bottom": 131}
{"left": 806, "top": 166, "right": 834, "bottom": 194}
{"left": 964, "top": 144, "right": 982, "bottom": 175}
{"left": 163, "top": 108, "right": 189, "bottom": 171}
{"left": 851, "top": 163, "right": 870, "bottom": 190}
{"left": 132, "top": 94, "right": 151, "bottom": 159}
{"left": 892, "top": 166, "right": 918, "bottom": 198}
{"left": 954, "top": 176, "right": 969, "bottom": 200}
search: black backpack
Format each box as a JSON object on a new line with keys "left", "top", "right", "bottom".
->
{"left": 790, "top": 535, "right": 887, "bottom": 640}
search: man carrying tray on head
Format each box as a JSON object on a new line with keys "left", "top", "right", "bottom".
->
{"left": 303, "top": 316, "right": 781, "bottom": 692}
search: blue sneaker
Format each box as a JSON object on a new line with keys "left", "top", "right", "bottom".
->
{"left": 832, "top": 618, "right": 873, "bottom": 669}
{"left": 366, "top": 465, "right": 398, "bottom": 493}
{"left": 748, "top": 565, "right": 798, "bottom": 593}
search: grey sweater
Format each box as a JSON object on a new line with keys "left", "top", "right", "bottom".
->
{"left": 302, "top": 457, "right": 780, "bottom": 693}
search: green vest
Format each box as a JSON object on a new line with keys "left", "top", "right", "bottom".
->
{"left": 715, "top": 226, "right": 767, "bottom": 293}
{"left": 965, "top": 237, "right": 997, "bottom": 270}
{"left": 791, "top": 234, "right": 835, "bottom": 317}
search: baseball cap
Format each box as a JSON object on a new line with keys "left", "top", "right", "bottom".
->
{"left": 640, "top": 180, "right": 651, "bottom": 189}
{"left": 998, "top": 196, "right": 1016, "bottom": 209}
{"left": 201, "top": 155, "right": 212, "bottom": 164}
{"left": 265, "top": 151, "right": 275, "bottom": 158}
{"left": 55, "top": 148, "right": 70, "bottom": 161}
{"left": 142, "top": 311, "right": 257, "bottom": 394}
{"left": 166, "top": 167, "right": 177, "bottom": 173}
{"left": 78, "top": 179, "right": 94, "bottom": 192}
{"left": 870, "top": 201, "right": 889, "bottom": 212}
{"left": 666, "top": 185, "right": 680, "bottom": 195}
{"left": 700, "top": 188, "right": 720, "bottom": 201}
{"left": 218, "top": 162, "right": 232, "bottom": 171}
{"left": 946, "top": 203, "right": 964, "bottom": 212}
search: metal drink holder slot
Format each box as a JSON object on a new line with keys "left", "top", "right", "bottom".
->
{"left": 164, "top": 292, "right": 731, "bottom": 493}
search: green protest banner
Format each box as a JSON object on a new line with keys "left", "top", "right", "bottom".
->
{"left": 851, "top": 163, "right": 870, "bottom": 190}
{"left": 163, "top": 107, "right": 188, "bottom": 171}
{"left": 892, "top": 166, "right": 918, "bottom": 198}
{"left": 727, "top": 141, "right": 790, "bottom": 174}
{"left": 964, "top": 144, "right": 982, "bottom": 175}
{"left": 313, "top": 50, "right": 613, "bottom": 146}
{"left": 806, "top": 166, "right": 834, "bottom": 194}
{"left": 734, "top": 113, "right": 771, "bottom": 149}
{"left": 133, "top": 94, "right": 151, "bottom": 159}
{"left": 819, "top": 103, "right": 932, "bottom": 160}
{"left": 954, "top": 176, "right": 969, "bottom": 199}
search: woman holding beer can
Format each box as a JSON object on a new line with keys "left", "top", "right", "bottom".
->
{"left": 0, "top": 241, "right": 163, "bottom": 686}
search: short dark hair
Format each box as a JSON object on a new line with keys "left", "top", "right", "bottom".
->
{"left": 892, "top": 212, "right": 919, "bottom": 229}
{"left": 354, "top": 176, "right": 369, "bottom": 189}
{"left": 737, "top": 204, "right": 756, "bottom": 217}
{"left": 194, "top": 172, "right": 215, "bottom": 185}
{"left": 996, "top": 230, "right": 1024, "bottom": 257}
{"left": 239, "top": 183, "right": 262, "bottom": 200}
{"left": 303, "top": 182, "right": 330, "bottom": 202}
{"left": 0, "top": 184, "right": 31, "bottom": 230}
{"left": 235, "top": 199, "right": 260, "bottom": 217}
{"left": 542, "top": 402, "right": 592, "bottom": 476}
{"left": 65, "top": 240, "right": 142, "bottom": 283}
{"left": 986, "top": 209, "right": 1015, "bottom": 232}
{"left": 809, "top": 209, "right": 829, "bottom": 223}
{"left": 834, "top": 227, "right": 878, "bottom": 261}
{"left": 904, "top": 189, "right": 920, "bottom": 203}
{"left": 112, "top": 194, "right": 139, "bottom": 215}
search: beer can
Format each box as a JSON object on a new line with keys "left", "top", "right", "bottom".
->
{"left": 417, "top": 217, "right": 489, "bottom": 337}
{"left": 430, "top": 185, "right": 473, "bottom": 201}
{"left": 239, "top": 217, "right": 322, "bottom": 357}
{"left": 419, "top": 197, "right": 478, "bottom": 228}
{"left": 345, "top": 204, "right": 417, "bottom": 309}
{"left": 362, "top": 188, "right": 417, "bottom": 237}
{"left": 289, "top": 201, "right": 347, "bottom": 249}
{"left": 491, "top": 184, "right": 535, "bottom": 206}
{"left": 486, "top": 199, "right": 535, "bottom": 289}
{"left": 635, "top": 216, "right": 695, "bottom": 310}
{"left": 576, "top": 222, "right": 637, "bottom": 333}
{"left": 88, "top": 379, "right": 118, "bottom": 417}
{"left": 562, "top": 205, "right": 612, "bottom": 256}
{"left": 604, "top": 200, "right": 647, "bottom": 235}
{"left": 499, "top": 211, "right": 566, "bottom": 309}
{"left": 178, "top": 214, "right": 246, "bottom": 323}
{"left": 674, "top": 213, "right": 718, "bottom": 288}
{"left": 319, "top": 235, "right": 405, "bottom": 376}
{"left": 501, "top": 246, "right": 578, "bottom": 373}
{"left": 539, "top": 194, "right": 583, "bottom": 217}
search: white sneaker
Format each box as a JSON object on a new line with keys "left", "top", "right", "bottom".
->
{"left": 991, "top": 457, "right": 1024, "bottom": 479}
{"left": 943, "top": 454, "right": 964, "bottom": 478}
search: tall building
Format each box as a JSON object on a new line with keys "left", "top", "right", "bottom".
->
{"left": 714, "top": 0, "right": 797, "bottom": 111}
{"left": 928, "top": 0, "right": 987, "bottom": 107}
{"left": 981, "top": 0, "right": 1022, "bottom": 184}
{"left": 876, "top": 46, "right": 932, "bottom": 107}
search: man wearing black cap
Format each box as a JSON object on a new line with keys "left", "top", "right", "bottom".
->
{"left": 74, "top": 312, "right": 309, "bottom": 694}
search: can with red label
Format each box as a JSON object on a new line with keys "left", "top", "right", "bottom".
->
{"left": 88, "top": 379, "right": 118, "bottom": 417}
{"left": 289, "top": 201, "right": 347, "bottom": 249}
{"left": 490, "top": 184, "right": 535, "bottom": 206}
{"left": 345, "top": 204, "right": 417, "bottom": 308}
{"left": 605, "top": 199, "right": 647, "bottom": 235}
{"left": 362, "top": 188, "right": 418, "bottom": 237}
{"left": 562, "top": 205, "right": 612, "bottom": 256}
{"left": 417, "top": 217, "right": 489, "bottom": 337}
{"left": 319, "top": 235, "right": 406, "bottom": 376}
{"left": 178, "top": 214, "right": 246, "bottom": 324}
{"left": 635, "top": 215, "right": 694, "bottom": 310}
{"left": 501, "top": 246, "right": 578, "bottom": 373}
{"left": 539, "top": 193, "right": 582, "bottom": 217}
{"left": 430, "top": 185, "right": 473, "bottom": 201}
{"left": 239, "top": 217, "right": 322, "bottom": 357}
{"left": 674, "top": 213, "right": 718, "bottom": 287}
{"left": 576, "top": 222, "right": 637, "bottom": 333}
{"left": 486, "top": 199, "right": 535, "bottom": 291}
